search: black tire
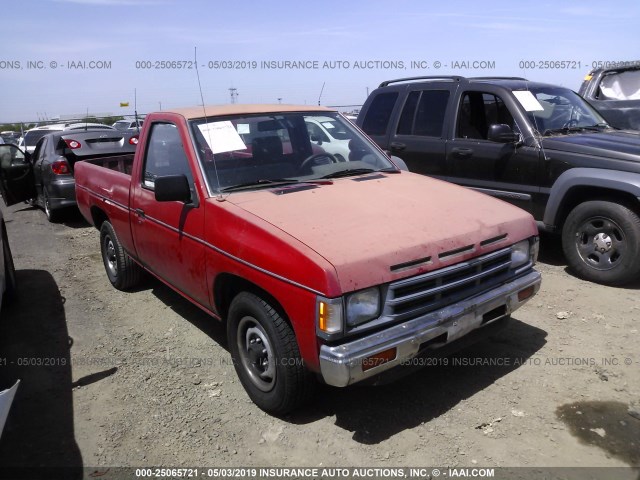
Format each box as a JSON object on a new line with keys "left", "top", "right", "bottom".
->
{"left": 562, "top": 200, "right": 640, "bottom": 285}
{"left": 227, "top": 292, "right": 316, "bottom": 415}
{"left": 43, "top": 190, "right": 61, "bottom": 223}
{"left": 100, "top": 221, "right": 142, "bottom": 290}
{"left": 2, "top": 226, "right": 16, "bottom": 303}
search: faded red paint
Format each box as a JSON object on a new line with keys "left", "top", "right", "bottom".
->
{"left": 75, "top": 107, "right": 538, "bottom": 373}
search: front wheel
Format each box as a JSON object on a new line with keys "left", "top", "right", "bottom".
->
{"left": 562, "top": 200, "right": 640, "bottom": 285}
{"left": 227, "top": 292, "right": 315, "bottom": 415}
{"left": 100, "top": 221, "right": 142, "bottom": 290}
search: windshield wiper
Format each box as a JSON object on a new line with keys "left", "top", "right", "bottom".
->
{"left": 581, "top": 123, "right": 612, "bottom": 131}
{"left": 543, "top": 123, "right": 612, "bottom": 136}
{"left": 320, "top": 168, "right": 376, "bottom": 179}
{"left": 220, "top": 178, "right": 300, "bottom": 192}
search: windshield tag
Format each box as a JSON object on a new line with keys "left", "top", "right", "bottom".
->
{"left": 236, "top": 123, "right": 250, "bottom": 134}
{"left": 198, "top": 121, "right": 246, "bottom": 154}
{"left": 513, "top": 91, "right": 544, "bottom": 112}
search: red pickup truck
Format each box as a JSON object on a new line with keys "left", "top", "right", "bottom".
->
{"left": 0, "top": 105, "right": 541, "bottom": 414}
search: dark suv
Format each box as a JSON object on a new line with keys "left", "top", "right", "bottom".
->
{"left": 357, "top": 76, "right": 640, "bottom": 285}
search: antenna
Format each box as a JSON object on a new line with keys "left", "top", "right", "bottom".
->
{"left": 195, "top": 46, "right": 224, "bottom": 200}
{"left": 134, "top": 88, "right": 140, "bottom": 134}
{"left": 318, "top": 82, "right": 325, "bottom": 106}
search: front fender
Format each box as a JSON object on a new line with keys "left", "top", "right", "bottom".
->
{"left": 543, "top": 167, "right": 640, "bottom": 227}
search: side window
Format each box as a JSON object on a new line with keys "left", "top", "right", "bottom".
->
{"left": 456, "top": 92, "right": 515, "bottom": 140}
{"left": 413, "top": 90, "right": 450, "bottom": 137}
{"left": 396, "top": 91, "right": 420, "bottom": 135}
{"left": 396, "top": 90, "right": 449, "bottom": 136}
{"left": 143, "top": 123, "right": 193, "bottom": 189}
{"left": 361, "top": 92, "right": 398, "bottom": 135}
{"left": 32, "top": 137, "right": 46, "bottom": 161}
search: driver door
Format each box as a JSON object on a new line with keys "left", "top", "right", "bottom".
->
{"left": 0, "top": 144, "right": 37, "bottom": 206}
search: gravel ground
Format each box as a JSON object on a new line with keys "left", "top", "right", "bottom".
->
{"left": 0, "top": 202, "right": 638, "bottom": 477}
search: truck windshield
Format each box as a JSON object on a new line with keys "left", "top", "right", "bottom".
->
{"left": 521, "top": 86, "right": 608, "bottom": 135}
{"left": 190, "top": 112, "right": 395, "bottom": 192}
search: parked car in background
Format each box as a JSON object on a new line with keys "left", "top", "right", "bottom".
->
{"left": 18, "top": 124, "right": 66, "bottom": 154}
{"left": 305, "top": 115, "right": 352, "bottom": 161}
{"left": 358, "top": 75, "right": 640, "bottom": 285}
{"left": 2, "top": 130, "right": 138, "bottom": 222}
{"left": 578, "top": 63, "right": 640, "bottom": 130}
{"left": 112, "top": 119, "right": 144, "bottom": 131}
{"left": 63, "top": 123, "right": 116, "bottom": 131}
{"left": 0, "top": 132, "right": 20, "bottom": 146}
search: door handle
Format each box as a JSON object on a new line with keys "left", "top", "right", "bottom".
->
{"left": 451, "top": 147, "right": 473, "bottom": 158}
{"left": 134, "top": 208, "right": 145, "bottom": 224}
{"left": 390, "top": 142, "right": 406, "bottom": 152}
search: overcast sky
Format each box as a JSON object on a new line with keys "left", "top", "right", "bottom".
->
{"left": 1, "top": 0, "right": 639, "bottom": 122}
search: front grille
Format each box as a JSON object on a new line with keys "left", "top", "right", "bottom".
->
{"left": 384, "top": 247, "right": 515, "bottom": 322}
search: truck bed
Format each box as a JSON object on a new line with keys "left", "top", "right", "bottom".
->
{"left": 82, "top": 153, "right": 135, "bottom": 175}
{"left": 75, "top": 153, "right": 137, "bottom": 255}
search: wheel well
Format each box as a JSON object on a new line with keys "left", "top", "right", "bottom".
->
{"left": 90, "top": 206, "right": 109, "bottom": 230}
{"left": 554, "top": 186, "right": 640, "bottom": 229}
{"left": 214, "top": 273, "right": 289, "bottom": 325}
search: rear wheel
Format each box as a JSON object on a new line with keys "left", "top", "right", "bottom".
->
{"left": 100, "top": 221, "right": 142, "bottom": 290}
{"left": 227, "top": 292, "right": 315, "bottom": 415}
{"left": 43, "top": 190, "right": 60, "bottom": 223}
{"left": 562, "top": 200, "right": 640, "bottom": 285}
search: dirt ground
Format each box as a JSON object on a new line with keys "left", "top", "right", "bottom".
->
{"left": 0, "top": 201, "right": 639, "bottom": 477}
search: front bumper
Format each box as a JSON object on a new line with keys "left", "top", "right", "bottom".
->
{"left": 319, "top": 269, "right": 541, "bottom": 387}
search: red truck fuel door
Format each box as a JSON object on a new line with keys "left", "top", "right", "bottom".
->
{"left": 0, "top": 145, "right": 37, "bottom": 206}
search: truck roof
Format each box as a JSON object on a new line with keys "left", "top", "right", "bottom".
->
{"left": 165, "top": 104, "right": 334, "bottom": 120}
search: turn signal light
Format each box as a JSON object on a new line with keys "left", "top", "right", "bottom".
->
{"left": 518, "top": 285, "right": 535, "bottom": 302}
{"left": 51, "top": 159, "right": 71, "bottom": 175}
{"left": 361, "top": 347, "right": 397, "bottom": 372}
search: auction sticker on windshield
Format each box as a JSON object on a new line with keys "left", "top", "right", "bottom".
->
{"left": 198, "top": 121, "right": 246, "bottom": 154}
{"left": 513, "top": 90, "right": 544, "bottom": 112}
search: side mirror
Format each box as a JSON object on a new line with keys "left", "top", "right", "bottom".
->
{"left": 310, "top": 134, "right": 322, "bottom": 145}
{"left": 154, "top": 175, "right": 191, "bottom": 202}
{"left": 390, "top": 155, "right": 409, "bottom": 171}
{"left": 487, "top": 124, "right": 520, "bottom": 144}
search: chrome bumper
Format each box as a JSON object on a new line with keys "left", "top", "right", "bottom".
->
{"left": 319, "top": 270, "right": 541, "bottom": 387}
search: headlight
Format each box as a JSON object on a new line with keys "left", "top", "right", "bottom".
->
{"left": 510, "top": 240, "right": 531, "bottom": 269}
{"left": 346, "top": 287, "right": 381, "bottom": 327}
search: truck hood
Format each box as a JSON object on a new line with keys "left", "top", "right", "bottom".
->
{"left": 542, "top": 130, "right": 640, "bottom": 161}
{"left": 228, "top": 172, "right": 537, "bottom": 293}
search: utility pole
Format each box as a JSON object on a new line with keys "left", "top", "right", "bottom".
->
{"left": 229, "top": 88, "right": 238, "bottom": 104}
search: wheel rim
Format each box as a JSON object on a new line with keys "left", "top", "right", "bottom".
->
{"left": 104, "top": 236, "right": 118, "bottom": 277}
{"left": 237, "top": 316, "right": 276, "bottom": 392}
{"left": 574, "top": 216, "right": 626, "bottom": 271}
